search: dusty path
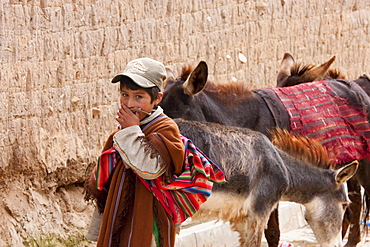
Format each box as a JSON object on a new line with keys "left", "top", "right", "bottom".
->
{"left": 263, "top": 225, "right": 370, "bottom": 247}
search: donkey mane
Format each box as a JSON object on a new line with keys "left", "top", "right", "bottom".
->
{"left": 291, "top": 63, "right": 346, "bottom": 80}
{"left": 180, "top": 65, "right": 194, "bottom": 81}
{"left": 326, "top": 69, "right": 347, "bottom": 79}
{"left": 291, "top": 63, "right": 315, "bottom": 76}
{"left": 270, "top": 128, "right": 334, "bottom": 169}
{"left": 180, "top": 65, "right": 253, "bottom": 96}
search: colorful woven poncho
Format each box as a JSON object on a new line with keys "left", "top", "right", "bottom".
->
{"left": 95, "top": 135, "right": 226, "bottom": 224}
{"left": 95, "top": 147, "right": 121, "bottom": 191}
{"left": 272, "top": 80, "right": 370, "bottom": 165}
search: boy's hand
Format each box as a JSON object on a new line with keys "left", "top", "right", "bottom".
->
{"left": 116, "top": 104, "right": 140, "bottom": 128}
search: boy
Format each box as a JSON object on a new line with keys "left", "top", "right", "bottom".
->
{"left": 86, "top": 58, "right": 185, "bottom": 247}
{"left": 85, "top": 58, "right": 226, "bottom": 247}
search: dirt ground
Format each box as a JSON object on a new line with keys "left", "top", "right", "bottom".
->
{"left": 262, "top": 225, "right": 370, "bottom": 247}
{"left": 83, "top": 223, "right": 370, "bottom": 247}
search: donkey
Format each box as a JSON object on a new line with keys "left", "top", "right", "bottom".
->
{"left": 276, "top": 52, "right": 370, "bottom": 247}
{"left": 276, "top": 52, "right": 370, "bottom": 97}
{"left": 276, "top": 52, "right": 345, "bottom": 87}
{"left": 160, "top": 60, "right": 370, "bottom": 247}
{"left": 175, "top": 119, "right": 358, "bottom": 247}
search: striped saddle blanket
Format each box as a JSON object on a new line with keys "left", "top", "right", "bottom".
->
{"left": 272, "top": 80, "right": 370, "bottom": 166}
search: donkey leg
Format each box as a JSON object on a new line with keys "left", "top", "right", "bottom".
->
{"left": 342, "top": 210, "right": 350, "bottom": 239}
{"left": 232, "top": 222, "right": 249, "bottom": 247}
{"left": 353, "top": 160, "right": 370, "bottom": 241}
{"left": 343, "top": 174, "right": 362, "bottom": 247}
{"left": 232, "top": 216, "right": 267, "bottom": 247}
{"left": 264, "top": 208, "right": 280, "bottom": 247}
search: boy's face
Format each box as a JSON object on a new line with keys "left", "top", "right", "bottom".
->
{"left": 120, "top": 85, "right": 163, "bottom": 121}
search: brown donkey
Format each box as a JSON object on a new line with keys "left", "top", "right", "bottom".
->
{"left": 160, "top": 60, "right": 370, "bottom": 247}
{"left": 276, "top": 53, "right": 370, "bottom": 247}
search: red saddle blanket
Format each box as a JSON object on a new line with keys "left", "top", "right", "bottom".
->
{"left": 272, "top": 80, "right": 370, "bottom": 166}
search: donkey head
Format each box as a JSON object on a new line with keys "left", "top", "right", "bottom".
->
{"left": 353, "top": 73, "right": 370, "bottom": 97}
{"left": 304, "top": 160, "right": 358, "bottom": 247}
{"left": 271, "top": 129, "right": 358, "bottom": 246}
{"left": 160, "top": 61, "right": 208, "bottom": 119}
{"left": 276, "top": 53, "right": 341, "bottom": 87}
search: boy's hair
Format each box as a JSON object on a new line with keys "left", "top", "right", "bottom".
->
{"left": 120, "top": 77, "right": 160, "bottom": 103}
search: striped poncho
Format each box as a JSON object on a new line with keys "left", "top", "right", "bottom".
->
{"left": 95, "top": 135, "right": 226, "bottom": 224}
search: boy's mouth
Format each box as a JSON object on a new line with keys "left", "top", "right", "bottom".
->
{"left": 129, "top": 108, "right": 152, "bottom": 116}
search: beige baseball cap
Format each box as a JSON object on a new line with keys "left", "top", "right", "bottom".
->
{"left": 111, "top": 57, "right": 166, "bottom": 91}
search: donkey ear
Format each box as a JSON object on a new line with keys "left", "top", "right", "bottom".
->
{"left": 300, "top": 55, "right": 336, "bottom": 83}
{"left": 163, "top": 67, "right": 175, "bottom": 90}
{"left": 165, "top": 67, "right": 175, "bottom": 80}
{"left": 335, "top": 160, "right": 359, "bottom": 184}
{"left": 277, "top": 53, "right": 295, "bottom": 87}
{"left": 183, "top": 61, "right": 208, "bottom": 96}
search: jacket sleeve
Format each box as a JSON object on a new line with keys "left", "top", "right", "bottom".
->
{"left": 113, "top": 125, "right": 167, "bottom": 180}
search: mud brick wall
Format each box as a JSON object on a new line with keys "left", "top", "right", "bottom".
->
{"left": 0, "top": 0, "right": 369, "bottom": 245}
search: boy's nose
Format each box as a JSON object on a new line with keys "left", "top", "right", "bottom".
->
{"left": 126, "top": 98, "right": 135, "bottom": 108}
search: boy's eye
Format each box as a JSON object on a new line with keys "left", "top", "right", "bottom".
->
{"left": 136, "top": 95, "right": 143, "bottom": 99}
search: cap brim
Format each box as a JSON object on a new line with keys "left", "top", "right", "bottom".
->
{"left": 111, "top": 74, "right": 125, "bottom": 83}
{"left": 111, "top": 73, "right": 156, "bottom": 88}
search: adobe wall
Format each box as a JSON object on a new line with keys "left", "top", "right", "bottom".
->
{"left": 0, "top": 0, "right": 369, "bottom": 245}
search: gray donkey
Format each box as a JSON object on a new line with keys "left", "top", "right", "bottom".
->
{"left": 175, "top": 119, "right": 358, "bottom": 247}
